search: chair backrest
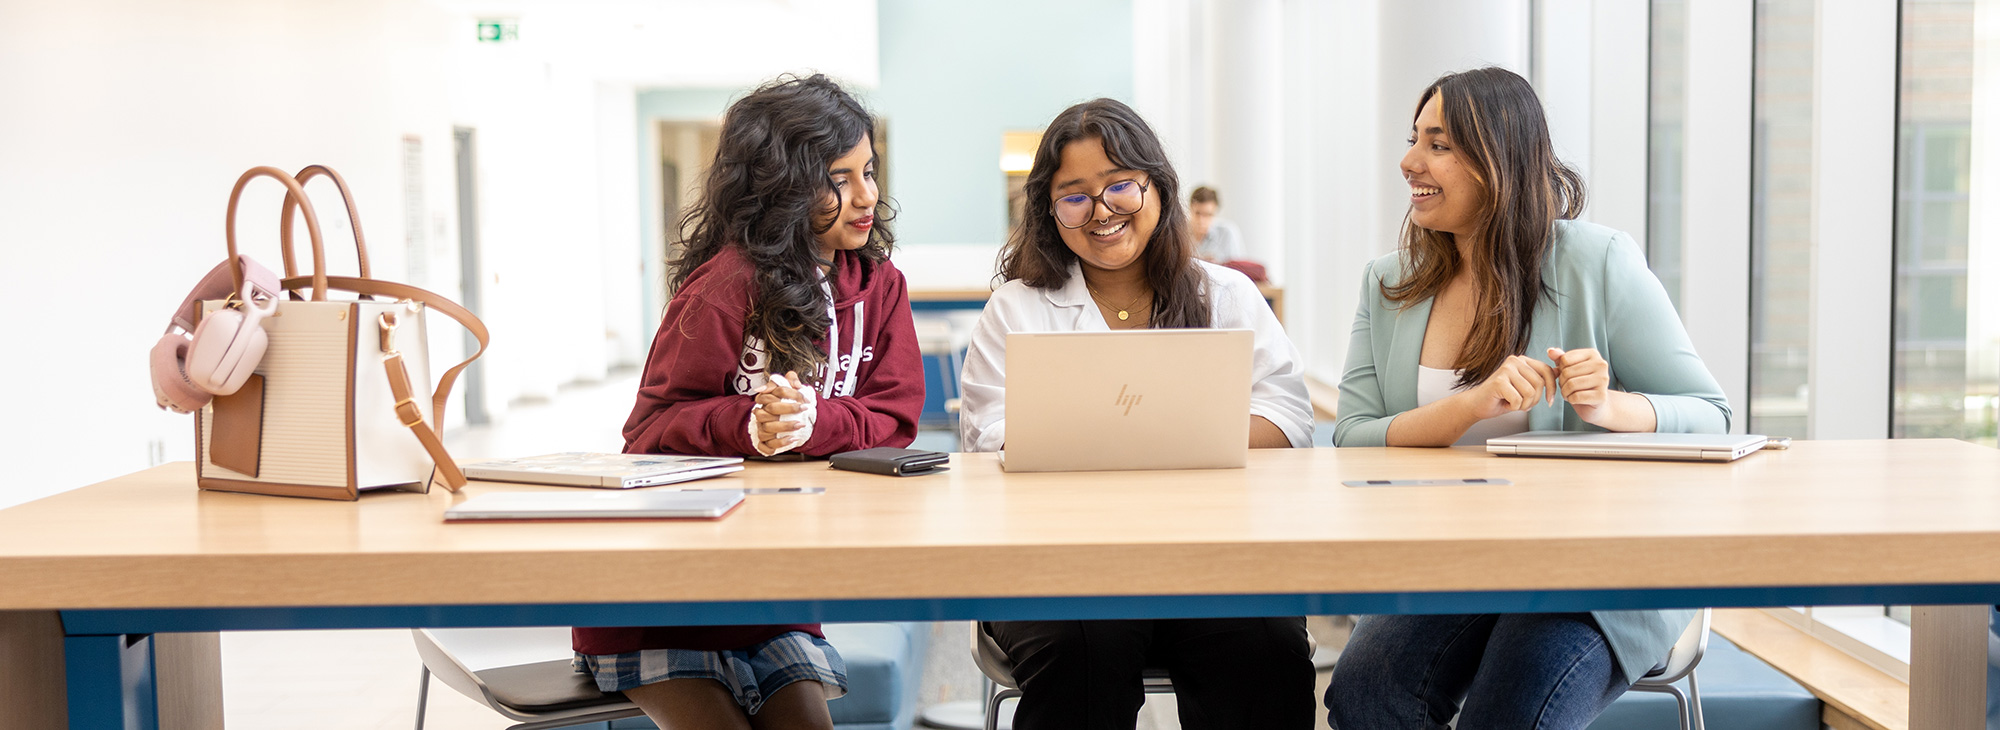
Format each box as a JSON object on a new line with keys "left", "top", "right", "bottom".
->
{"left": 1642, "top": 608, "right": 1712, "bottom": 685}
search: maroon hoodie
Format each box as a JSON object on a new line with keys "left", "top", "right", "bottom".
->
{"left": 573, "top": 244, "right": 922, "bottom": 655}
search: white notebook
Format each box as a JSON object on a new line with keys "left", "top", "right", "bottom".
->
{"left": 459, "top": 452, "right": 744, "bottom": 489}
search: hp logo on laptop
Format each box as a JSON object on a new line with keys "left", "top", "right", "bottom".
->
{"left": 1114, "top": 384, "right": 1143, "bottom": 416}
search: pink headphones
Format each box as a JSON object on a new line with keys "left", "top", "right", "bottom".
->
{"left": 149, "top": 256, "right": 283, "bottom": 413}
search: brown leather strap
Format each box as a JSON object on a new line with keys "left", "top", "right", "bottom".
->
{"left": 383, "top": 352, "right": 467, "bottom": 491}
{"left": 279, "top": 165, "right": 372, "bottom": 284}
{"left": 228, "top": 167, "right": 329, "bottom": 301}
{"left": 281, "top": 275, "right": 491, "bottom": 489}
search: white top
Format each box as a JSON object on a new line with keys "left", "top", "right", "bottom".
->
{"left": 958, "top": 260, "right": 1314, "bottom": 453}
{"left": 1415, "top": 365, "right": 1531, "bottom": 447}
{"left": 1195, "top": 217, "right": 1245, "bottom": 262}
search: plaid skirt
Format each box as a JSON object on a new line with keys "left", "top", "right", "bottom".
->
{"left": 572, "top": 630, "right": 847, "bottom": 714}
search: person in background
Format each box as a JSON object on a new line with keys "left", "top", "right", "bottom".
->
{"left": 1188, "top": 185, "right": 1244, "bottom": 264}
{"left": 1322, "top": 66, "right": 1730, "bottom": 730}
{"left": 957, "top": 98, "right": 1316, "bottom": 730}
{"left": 572, "top": 73, "right": 923, "bottom": 730}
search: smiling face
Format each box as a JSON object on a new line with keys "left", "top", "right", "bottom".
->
{"left": 1401, "top": 93, "right": 1486, "bottom": 238}
{"left": 1050, "top": 136, "right": 1160, "bottom": 274}
{"left": 814, "top": 134, "right": 880, "bottom": 260}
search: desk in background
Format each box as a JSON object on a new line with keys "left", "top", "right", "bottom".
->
{"left": 4, "top": 440, "right": 1999, "bottom": 728}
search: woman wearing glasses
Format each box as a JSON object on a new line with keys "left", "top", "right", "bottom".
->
{"left": 955, "top": 99, "right": 1315, "bottom": 729}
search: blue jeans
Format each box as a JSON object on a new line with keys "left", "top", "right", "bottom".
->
{"left": 1325, "top": 613, "right": 1630, "bottom": 730}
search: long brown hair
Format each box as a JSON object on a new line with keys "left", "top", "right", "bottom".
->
{"left": 997, "top": 98, "right": 1210, "bottom": 329}
{"left": 669, "top": 74, "right": 895, "bottom": 381}
{"left": 1385, "top": 67, "right": 1585, "bottom": 388}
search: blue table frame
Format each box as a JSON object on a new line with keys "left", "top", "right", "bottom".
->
{"left": 60, "top": 583, "right": 2000, "bottom": 729}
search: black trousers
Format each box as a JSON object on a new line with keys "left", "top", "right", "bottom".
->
{"left": 985, "top": 617, "right": 1315, "bottom": 730}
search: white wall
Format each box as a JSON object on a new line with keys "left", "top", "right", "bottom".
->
{"left": 0, "top": 0, "right": 455, "bottom": 508}
{"left": 0, "top": 0, "right": 651, "bottom": 508}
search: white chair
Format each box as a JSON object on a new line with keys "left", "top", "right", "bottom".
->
{"left": 411, "top": 626, "right": 644, "bottom": 730}
{"left": 970, "top": 622, "right": 1316, "bottom": 730}
{"left": 1623, "top": 608, "right": 1712, "bottom": 730}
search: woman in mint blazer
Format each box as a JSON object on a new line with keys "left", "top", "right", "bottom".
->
{"left": 1323, "top": 67, "right": 1731, "bottom": 730}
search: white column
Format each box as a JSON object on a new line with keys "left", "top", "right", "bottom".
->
{"left": 1299, "top": 0, "right": 1528, "bottom": 386}
{"left": 1131, "top": 0, "right": 1213, "bottom": 186}
{"left": 1679, "top": 0, "right": 1753, "bottom": 433}
{"left": 1376, "top": 0, "right": 1531, "bottom": 268}
{"left": 1211, "top": 0, "right": 1285, "bottom": 281}
{"left": 1536, "top": 0, "right": 1596, "bottom": 184}
{"left": 1587, "top": 0, "right": 1651, "bottom": 245}
{"left": 1805, "top": 0, "right": 1896, "bottom": 439}
{"left": 1300, "top": 0, "right": 1384, "bottom": 384}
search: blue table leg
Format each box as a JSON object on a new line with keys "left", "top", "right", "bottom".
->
{"left": 64, "top": 633, "right": 157, "bottom": 730}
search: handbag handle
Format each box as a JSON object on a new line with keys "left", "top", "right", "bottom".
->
{"left": 282, "top": 274, "right": 491, "bottom": 491}
{"left": 279, "top": 164, "right": 373, "bottom": 285}
{"left": 226, "top": 167, "right": 331, "bottom": 301}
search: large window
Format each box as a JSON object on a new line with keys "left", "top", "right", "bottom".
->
{"left": 1748, "top": 0, "right": 1816, "bottom": 439}
{"left": 1894, "top": 0, "right": 1999, "bottom": 448}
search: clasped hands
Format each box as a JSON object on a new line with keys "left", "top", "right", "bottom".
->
{"left": 750, "top": 371, "right": 817, "bottom": 456}
{"left": 1462, "top": 348, "right": 1621, "bottom": 426}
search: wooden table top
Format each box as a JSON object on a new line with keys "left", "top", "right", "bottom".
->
{"left": 2, "top": 440, "right": 1996, "bottom": 610}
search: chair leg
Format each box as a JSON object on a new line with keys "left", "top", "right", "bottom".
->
{"left": 1661, "top": 684, "right": 1690, "bottom": 730}
{"left": 1686, "top": 669, "right": 1704, "bottom": 730}
{"left": 414, "top": 665, "right": 431, "bottom": 730}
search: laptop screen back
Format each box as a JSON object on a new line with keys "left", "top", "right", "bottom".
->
{"left": 1003, "top": 329, "right": 1252, "bottom": 472}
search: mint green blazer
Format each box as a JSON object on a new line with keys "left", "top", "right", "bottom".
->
{"left": 1333, "top": 219, "right": 1731, "bottom": 682}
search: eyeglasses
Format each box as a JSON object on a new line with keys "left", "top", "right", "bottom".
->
{"left": 1051, "top": 178, "right": 1149, "bottom": 229}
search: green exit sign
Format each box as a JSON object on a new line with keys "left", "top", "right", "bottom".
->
{"left": 476, "top": 20, "right": 519, "bottom": 43}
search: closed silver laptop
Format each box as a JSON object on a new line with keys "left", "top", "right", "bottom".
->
{"left": 444, "top": 489, "right": 746, "bottom": 521}
{"left": 1486, "top": 431, "right": 1769, "bottom": 462}
{"left": 1001, "top": 329, "right": 1252, "bottom": 473}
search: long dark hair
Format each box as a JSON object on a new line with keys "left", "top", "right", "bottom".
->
{"left": 1384, "top": 66, "right": 1585, "bottom": 388}
{"left": 997, "top": 98, "right": 1209, "bottom": 329}
{"left": 669, "top": 74, "right": 894, "bottom": 382}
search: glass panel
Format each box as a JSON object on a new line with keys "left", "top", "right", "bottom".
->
{"left": 1749, "top": 0, "right": 1817, "bottom": 439}
{"left": 1893, "top": 0, "right": 1997, "bottom": 449}
{"left": 1649, "top": 0, "right": 1688, "bottom": 312}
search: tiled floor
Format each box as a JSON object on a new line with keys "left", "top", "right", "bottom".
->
{"left": 220, "top": 375, "right": 1346, "bottom": 729}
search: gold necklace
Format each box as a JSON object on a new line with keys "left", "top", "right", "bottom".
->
{"left": 1086, "top": 285, "right": 1149, "bottom": 322}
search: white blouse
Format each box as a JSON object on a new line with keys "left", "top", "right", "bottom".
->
{"left": 1415, "top": 364, "right": 1530, "bottom": 446}
{"left": 957, "top": 260, "right": 1315, "bottom": 453}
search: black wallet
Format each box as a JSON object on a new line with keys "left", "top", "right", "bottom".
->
{"left": 828, "top": 447, "right": 950, "bottom": 477}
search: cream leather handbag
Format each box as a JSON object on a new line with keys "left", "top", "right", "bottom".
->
{"left": 193, "top": 165, "right": 489, "bottom": 500}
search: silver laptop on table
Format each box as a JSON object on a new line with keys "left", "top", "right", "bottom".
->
{"left": 1486, "top": 431, "right": 1770, "bottom": 462}
{"left": 1001, "top": 329, "right": 1252, "bottom": 473}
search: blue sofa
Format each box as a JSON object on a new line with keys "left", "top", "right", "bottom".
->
{"left": 602, "top": 622, "right": 930, "bottom": 730}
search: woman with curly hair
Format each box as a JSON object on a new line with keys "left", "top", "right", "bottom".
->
{"left": 570, "top": 73, "right": 922, "bottom": 729}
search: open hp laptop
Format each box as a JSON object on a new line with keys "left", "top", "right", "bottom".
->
{"left": 1487, "top": 431, "right": 1770, "bottom": 462}
{"left": 1001, "top": 329, "right": 1252, "bottom": 473}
